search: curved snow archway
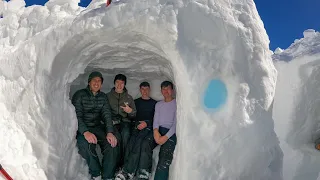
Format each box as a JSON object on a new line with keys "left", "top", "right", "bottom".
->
{"left": 46, "top": 30, "right": 175, "bottom": 179}
{"left": 53, "top": 30, "right": 174, "bottom": 99}
{"left": 0, "top": 1, "right": 283, "bottom": 180}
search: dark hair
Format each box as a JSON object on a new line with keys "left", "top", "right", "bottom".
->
{"left": 139, "top": 81, "right": 150, "bottom": 88}
{"left": 161, "top": 81, "right": 174, "bottom": 89}
{"left": 114, "top": 74, "right": 127, "bottom": 85}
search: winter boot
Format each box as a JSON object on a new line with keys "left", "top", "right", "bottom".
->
{"left": 136, "top": 169, "right": 150, "bottom": 180}
{"left": 115, "top": 170, "right": 134, "bottom": 180}
{"left": 91, "top": 176, "right": 102, "bottom": 180}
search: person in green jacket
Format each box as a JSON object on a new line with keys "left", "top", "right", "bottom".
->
{"left": 72, "top": 71, "right": 120, "bottom": 180}
{"left": 107, "top": 74, "right": 137, "bottom": 168}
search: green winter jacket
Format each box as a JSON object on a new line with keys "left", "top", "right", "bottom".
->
{"left": 106, "top": 88, "right": 136, "bottom": 124}
{"left": 72, "top": 86, "right": 113, "bottom": 134}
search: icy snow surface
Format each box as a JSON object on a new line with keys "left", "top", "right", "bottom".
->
{"left": 273, "top": 30, "right": 320, "bottom": 62}
{"left": 273, "top": 30, "right": 320, "bottom": 180}
{"left": 0, "top": 0, "right": 281, "bottom": 179}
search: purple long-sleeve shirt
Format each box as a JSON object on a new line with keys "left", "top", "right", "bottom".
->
{"left": 153, "top": 99, "right": 176, "bottom": 138}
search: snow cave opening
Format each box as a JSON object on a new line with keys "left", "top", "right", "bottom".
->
{"left": 44, "top": 30, "right": 177, "bottom": 178}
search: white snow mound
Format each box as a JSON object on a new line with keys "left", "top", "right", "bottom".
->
{"left": 0, "top": 0, "right": 281, "bottom": 180}
{"left": 273, "top": 30, "right": 320, "bottom": 180}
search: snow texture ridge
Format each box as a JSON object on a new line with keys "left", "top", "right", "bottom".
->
{"left": 273, "top": 30, "right": 320, "bottom": 180}
{"left": 0, "top": 0, "right": 281, "bottom": 180}
{"left": 273, "top": 29, "right": 320, "bottom": 62}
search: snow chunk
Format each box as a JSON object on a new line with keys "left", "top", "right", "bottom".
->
{"left": 274, "top": 47, "right": 284, "bottom": 54}
{"left": 303, "top": 29, "right": 316, "bottom": 38}
{"left": 273, "top": 30, "right": 320, "bottom": 61}
{"left": 7, "top": 0, "right": 25, "bottom": 13}
{"left": 0, "top": 1, "right": 6, "bottom": 17}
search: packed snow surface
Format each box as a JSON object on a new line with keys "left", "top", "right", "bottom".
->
{"left": 0, "top": 0, "right": 282, "bottom": 180}
{"left": 273, "top": 29, "right": 320, "bottom": 180}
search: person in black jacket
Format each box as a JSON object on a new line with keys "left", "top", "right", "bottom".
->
{"left": 115, "top": 82, "right": 157, "bottom": 180}
{"left": 72, "top": 71, "right": 119, "bottom": 180}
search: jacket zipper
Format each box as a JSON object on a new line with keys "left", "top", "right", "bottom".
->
{"left": 117, "top": 93, "right": 120, "bottom": 115}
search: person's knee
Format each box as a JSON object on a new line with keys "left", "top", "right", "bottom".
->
{"left": 77, "top": 146, "right": 89, "bottom": 159}
{"left": 101, "top": 142, "right": 119, "bottom": 155}
{"left": 77, "top": 140, "right": 90, "bottom": 156}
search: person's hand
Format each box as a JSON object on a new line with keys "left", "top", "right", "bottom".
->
{"left": 157, "top": 136, "right": 169, "bottom": 145}
{"left": 83, "top": 131, "right": 97, "bottom": 144}
{"left": 106, "top": 133, "right": 117, "bottom": 147}
{"left": 120, "top": 102, "right": 132, "bottom": 113}
{"left": 154, "top": 129, "right": 161, "bottom": 143}
{"left": 137, "top": 121, "right": 147, "bottom": 130}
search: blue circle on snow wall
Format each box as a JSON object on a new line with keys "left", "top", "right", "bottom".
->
{"left": 204, "top": 79, "right": 227, "bottom": 109}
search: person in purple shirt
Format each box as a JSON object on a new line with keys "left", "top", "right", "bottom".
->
{"left": 137, "top": 81, "right": 177, "bottom": 180}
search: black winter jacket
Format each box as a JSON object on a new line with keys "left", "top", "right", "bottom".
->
{"left": 72, "top": 86, "right": 113, "bottom": 134}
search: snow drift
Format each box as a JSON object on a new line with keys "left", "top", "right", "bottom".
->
{"left": 273, "top": 29, "right": 320, "bottom": 180}
{"left": 0, "top": 0, "right": 281, "bottom": 179}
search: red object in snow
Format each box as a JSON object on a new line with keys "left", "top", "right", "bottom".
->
{"left": 106, "top": 0, "right": 111, "bottom": 6}
{"left": 0, "top": 164, "right": 13, "bottom": 180}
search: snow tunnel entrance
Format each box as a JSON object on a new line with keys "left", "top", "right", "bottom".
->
{"left": 45, "top": 30, "right": 177, "bottom": 179}
{"left": 68, "top": 61, "right": 172, "bottom": 178}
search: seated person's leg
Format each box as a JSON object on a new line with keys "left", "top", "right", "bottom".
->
{"left": 121, "top": 122, "right": 132, "bottom": 151}
{"left": 124, "top": 124, "right": 140, "bottom": 163}
{"left": 154, "top": 128, "right": 177, "bottom": 180}
{"left": 121, "top": 128, "right": 152, "bottom": 176}
{"left": 137, "top": 131, "right": 157, "bottom": 179}
{"left": 94, "top": 126, "right": 121, "bottom": 180}
{"left": 120, "top": 122, "right": 132, "bottom": 165}
{"left": 76, "top": 132, "right": 102, "bottom": 178}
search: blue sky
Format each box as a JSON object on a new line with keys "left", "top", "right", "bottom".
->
{"left": 23, "top": 0, "right": 320, "bottom": 50}
{"left": 254, "top": 0, "right": 320, "bottom": 50}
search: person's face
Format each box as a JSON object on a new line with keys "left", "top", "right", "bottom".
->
{"left": 140, "top": 86, "right": 150, "bottom": 97}
{"left": 161, "top": 85, "right": 173, "bottom": 98}
{"left": 89, "top": 77, "right": 102, "bottom": 93}
{"left": 115, "top": 79, "right": 125, "bottom": 92}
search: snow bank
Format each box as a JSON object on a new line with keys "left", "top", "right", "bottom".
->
{"left": 273, "top": 30, "right": 320, "bottom": 62}
{"left": 0, "top": 0, "right": 281, "bottom": 179}
{"left": 273, "top": 30, "right": 320, "bottom": 180}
